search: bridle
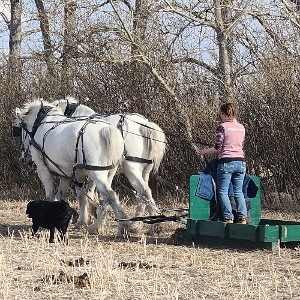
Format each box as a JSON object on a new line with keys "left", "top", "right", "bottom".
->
{"left": 13, "top": 104, "right": 53, "bottom": 166}
{"left": 12, "top": 121, "right": 32, "bottom": 164}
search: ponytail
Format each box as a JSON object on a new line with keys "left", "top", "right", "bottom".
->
{"left": 220, "top": 102, "right": 237, "bottom": 120}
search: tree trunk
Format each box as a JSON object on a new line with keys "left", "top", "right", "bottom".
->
{"left": 214, "top": 0, "right": 234, "bottom": 103}
{"left": 8, "top": 0, "right": 22, "bottom": 100}
{"left": 132, "top": 0, "right": 148, "bottom": 56}
{"left": 61, "top": 0, "right": 77, "bottom": 97}
{"left": 128, "top": 0, "right": 149, "bottom": 112}
{"left": 34, "top": 0, "right": 56, "bottom": 78}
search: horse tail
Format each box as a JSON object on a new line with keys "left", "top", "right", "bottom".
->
{"left": 140, "top": 122, "right": 166, "bottom": 173}
{"left": 100, "top": 126, "right": 124, "bottom": 167}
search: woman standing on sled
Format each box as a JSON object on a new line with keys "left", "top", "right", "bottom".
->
{"left": 197, "top": 102, "right": 247, "bottom": 224}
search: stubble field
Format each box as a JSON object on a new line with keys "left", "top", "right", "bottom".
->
{"left": 0, "top": 200, "right": 300, "bottom": 300}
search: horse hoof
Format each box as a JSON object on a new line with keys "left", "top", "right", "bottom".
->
{"left": 74, "top": 220, "right": 87, "bottom": 229}
{"left": 87, "top": 225, "right": 99, "bottom": 235}
{"left": 116, "top": 224, "right": 130, "bottom": 238}
{"left": 116, "top": 230, "right": 130, "bottom": 239}
{"left": 147, "top": 224, "right": 163, "bottom": 236}
{"left": 129, "top": 223, "right": 142, "bottom": 234}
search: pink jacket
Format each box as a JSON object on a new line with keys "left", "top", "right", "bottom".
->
{"left": 214, "top": 119, "right": 245, "bottom": 160}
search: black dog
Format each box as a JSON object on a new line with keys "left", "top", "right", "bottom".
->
{"left": 26, "top": 200, "right": 74, "bottom": 243}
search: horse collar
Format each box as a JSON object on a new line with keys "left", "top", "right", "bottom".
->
{"left": 64, "top": 102, "right": 79, "bottom": 117}
{"left": 117, "top": 114, "right": 125, "bottom": 137}
{"left": 31, "top": 105, "right": 53, "bottom": 137}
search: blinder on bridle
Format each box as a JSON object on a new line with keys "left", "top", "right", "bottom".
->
{"left": 12, "top": 121, "right": 34, "bottom": 166}
{"left": 12, "top": 125, "right": 22, "bottom": 137}
{"left": 13, "top": 104, "right": 53, "bottom": 167}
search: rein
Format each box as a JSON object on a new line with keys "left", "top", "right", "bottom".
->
{"left": 120, "top": 115, "right": 212, "bottom": 147}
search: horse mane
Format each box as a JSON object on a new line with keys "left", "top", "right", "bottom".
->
{"left": 17, "top": 99, "right": 55, "bottom": 119}
{"left": 65, "top": 96, "right": 79, "bottom": 104}
{"left": 127, "top": 113, "right": 149, "bottom": 121}
{"left": 53, "top": 96, "right": 79, "bottom": 106}
{"left": 53, "top": 96, "right": 79, "bottom": 112}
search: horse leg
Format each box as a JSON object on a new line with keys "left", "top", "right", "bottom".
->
{"left": 86, "top": 181, "right": 99, "bottom": 220}
{"left": 142, "top": 165, "right": 163, "bottom": 235}
{"left": 87, "top": 175, "right": 128, "bottom": 237}
{"left": 54, "top": 177, "right": 78, "bottom": 223}
{"left": 85, "top": 169, "right": 116, "bottom": 230}
{"left": 73, "top": 181, "right": 95, "bottom": 229}
{"left": 34, "top": 160, "right": 56, "bottom": 201}
{"left": 123, "top": 164, "right": 161, "bottom": 235}
{"left": 56, "top": 177, "right": 69, "bottom": 201}
{"left": 130, "top": 201, "right": 146, "bottom": 233}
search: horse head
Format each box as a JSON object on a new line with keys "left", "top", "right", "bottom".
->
{"left": 14, "top": 100, "right": 55, "bottom": 166}
{"left": 54, "top": 96, "right": 95, "bottom": 117}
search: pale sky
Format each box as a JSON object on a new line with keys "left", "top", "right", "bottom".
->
{"left": 0, "top": 1, "right": 10, "bottom": 54}
{"left": 0, "top": 1, "right": 10, "bottom": 21}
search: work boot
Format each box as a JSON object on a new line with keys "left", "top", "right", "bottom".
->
{"left": 238, "top": 218, "right": 247, "bottom": 224}
{"left": 224, "top": 219, "right": 233, "bottom": 224}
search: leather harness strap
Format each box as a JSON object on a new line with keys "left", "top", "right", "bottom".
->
{"left": 73, "top": 120, "right": 113, "bottom": 172}
{"left": 63, "top": 106, "right": 154, "bottom": 166}
{"left": 116, "top": 114, "right": 153, "bottom": 164}
{"left": 125, "top": 156, "right": 153, "bottom": 164}
{"left": 22, "top": 104, "right": 115, "bottom": 188}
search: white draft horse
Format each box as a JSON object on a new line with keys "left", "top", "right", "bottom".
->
{"left": 14, "top": 100, "right": 128, "bottom": 236}
{"left": 55, "top": 97, "right": 166, "bottom": 235}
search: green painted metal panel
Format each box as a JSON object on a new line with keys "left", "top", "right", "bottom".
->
{"left": 228, "top": 224, "right": 258, "bottom": 241}
{"left": 186, "top": 219, "right": 197, "bottom": 235}
{"left": 248, "top": 176, "right": 261, "bottom": 225}
{"left": 189, "top": 174, "right": 261, "bottom": 224}
{"left": 280, "top": 225, "right": 300, "bottom": 242}
{"left": 257, "top": 225, "right": 280, "bottom": 242}
{"left": 189, "top": 175, "right": 211, "bottom": 220}
{"left": 197, "top": 220, "right": 227, "bottom": 238}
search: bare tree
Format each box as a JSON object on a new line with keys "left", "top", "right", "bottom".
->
{"left": 132, "top": 0, "right": 148, "bottom": 55}
{"left": 61, "top": 0, "right": 77, "bottom": 96}
{"left": 162, "top": 0, "right": 237, "bottom": 102}
{"left": 8, "top": 0, "right": 22, "bottom": 99}
{"left": 34, "top": 0, "right": 57, "bottom": 78}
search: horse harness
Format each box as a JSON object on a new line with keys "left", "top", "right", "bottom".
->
{"left": 16, "top": 104, "right": 115, "bottom": 188}
{"left": 64, "top": 102, "right": 153, "bottom": 165}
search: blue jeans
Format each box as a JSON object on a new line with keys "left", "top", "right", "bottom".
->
{"left": 217, "top": 161, "right": 247, "bottom": 220}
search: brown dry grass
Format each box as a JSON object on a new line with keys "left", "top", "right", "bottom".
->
{"left": 1, "top": 200, "right": 300, "bottom": 300}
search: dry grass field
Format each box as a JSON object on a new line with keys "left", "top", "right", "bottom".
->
{"left": 1, "top": 200, "right": 300, "bottom": 300}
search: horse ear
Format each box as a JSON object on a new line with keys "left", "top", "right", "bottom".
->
{"left": 40, "top": 101, "right": 45, "bottom": 113}
{"left": 15, "top": 107, "right": 21, "bottom": 116}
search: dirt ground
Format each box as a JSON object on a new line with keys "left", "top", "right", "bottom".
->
{"left": 0, "top": 200, "right": 300, "bottom": 300}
